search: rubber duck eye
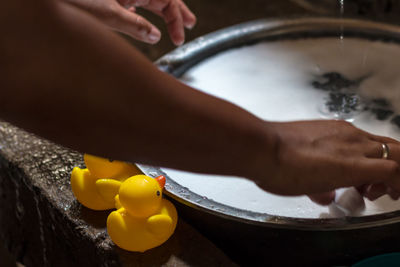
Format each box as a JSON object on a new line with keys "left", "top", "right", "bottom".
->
{"left": 108, "top": 158, "right": 114, "bottom": 162}
{"left": 156, "top": 191, "right": 160, "bottom": 197}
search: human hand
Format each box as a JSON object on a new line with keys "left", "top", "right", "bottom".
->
{"left": 355, "top": 139, "right": 400, "bottom": 202}
{"left": 65, "top": 0, "right": 196, "bottom": 45}
{"left": 340, "top": 137, "right": 400, "bottom": 203}
{"left": 254, "top": 120, "right": 400, "bottom": 205}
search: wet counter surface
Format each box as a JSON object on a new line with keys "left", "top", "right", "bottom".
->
{"left": 0, "top": 121, "right": 237, "bottom": 267}
{"left": 2, "top": 0, "right": 400, "bottom": 266}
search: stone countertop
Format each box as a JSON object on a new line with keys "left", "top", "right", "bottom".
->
{"left": 0, "top": 121, "right": 238, "bottom": 267}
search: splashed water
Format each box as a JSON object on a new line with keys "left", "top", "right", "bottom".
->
{"left": 339, "top": 0, "right": 345, "bottom": 44}
{"left": 339, "top": 0, "right": 344, "bottom": 15}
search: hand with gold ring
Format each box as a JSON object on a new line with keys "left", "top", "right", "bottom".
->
{"left": 63, "top": 0, "right": 196, "bottom": 45}
{"left": 252, "top": 120, "right": 400, "bottom": 205}
{"left": 357, "top": 141, "right": 400, "bottom": 201}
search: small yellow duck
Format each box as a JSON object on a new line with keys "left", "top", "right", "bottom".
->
{"left": 70, "top": 154, "right": 141, "bottom": 210}
{"left": 107, "top": 175, "right": 178, "bottom": 252}
{"left": 70, "top": 154, "right": 178, "bottom": 252}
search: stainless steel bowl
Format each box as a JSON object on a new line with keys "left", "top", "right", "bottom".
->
{"left": 139, "top": 18, "right": 400, "bottom": 265}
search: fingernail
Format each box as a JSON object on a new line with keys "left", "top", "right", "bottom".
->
{"left": 186, "top": 24, "right": 195, "bottom": 30}
{"left": 148, "top": 29, "right": 160, "bottom": 43}
{"left": 175, "top": 39, "right": 184, "bottom": 46}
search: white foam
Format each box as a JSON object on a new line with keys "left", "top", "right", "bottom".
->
{"left": 164, "top": 38, "right": 400, "bottom": 218}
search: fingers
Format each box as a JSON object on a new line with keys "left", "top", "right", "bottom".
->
{"left": 132, "top": 0, "right": 196, "bottom": 46}
{"left": 362, "top": 137, "right": 400, "bottom": 200}
{"left": 384, "top": 171, "right": 400, "bottom": 197}
{"left": 267, "top": 120, "right": 400, "bottom": 198}
{"left": 178, "top": 0, "right": 196, "bottom": 29}
{"left": 112, "top": 8, "right": 161, "bottom": 44}
{"left": 360, "top": 140, "right": 384, "bottom": 158}
{"left": 367, "top": 133, "right": 400, "bottom": 160}
{"left": 387, "top": 187, "right": 400, "bottom": 200}
{"left": 363, "top": 141, "right": 398, "bottom": 160}
{"left": 355, "top": 139, "right": 400, "bottom": 201}
{"left": 361, "top": 183, "right": 400, "bottom": 201}
{"left": 340, "top": 158, "right": 400, "bottom": 188}
{"left": 67, "top": 0, "right": 158, "bottom": 42}
{"left": 161, "top": 0, "right": 185, "bottom": 45}
{"left": 363, "top": 183, "right": 387, "bottom": 201}
{"left": 308, "top": 191, "right": 335, "bottom": 205}
{"left": 117, "top": 0, "right": 196, "bottom": 45}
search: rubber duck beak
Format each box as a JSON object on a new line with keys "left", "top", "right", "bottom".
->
{"left": 155, "top": 175, "right": 166, "bottom": 189}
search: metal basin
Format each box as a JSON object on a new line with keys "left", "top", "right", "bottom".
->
{"left": 138, "top": 18, "right": 400, "bottom": 265}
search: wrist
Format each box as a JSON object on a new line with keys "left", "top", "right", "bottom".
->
{"left": 240, "top": 120, "right": 280, "bottom": 184}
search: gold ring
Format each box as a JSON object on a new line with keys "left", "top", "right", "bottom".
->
{"left": 382, "top": 143, "right": 389, "bottom": 159}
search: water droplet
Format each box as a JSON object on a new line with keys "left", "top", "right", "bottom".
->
{"left": 339, "top": 0, "right": 344, "bottom": 14}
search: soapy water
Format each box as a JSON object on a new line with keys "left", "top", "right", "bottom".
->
{"left": 313, "top": 71, "right": 365, "bottom": 120}
{"left": 162, "top": 37, "right": 400, "bottom": 218}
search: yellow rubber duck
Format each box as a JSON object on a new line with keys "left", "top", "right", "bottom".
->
{"left": 107, "top": 175, "right": 178, "bottom": 252}
{"left": 70, "top": 154, "right": 141, "bottom": 210}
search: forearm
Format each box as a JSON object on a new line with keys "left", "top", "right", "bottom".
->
{"left": 1, "top": 0, "right": 276, "bottom": 179}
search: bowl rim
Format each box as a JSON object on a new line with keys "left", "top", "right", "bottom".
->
{"left": 140, "top": 17, "right": 400, "bottom": 230}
